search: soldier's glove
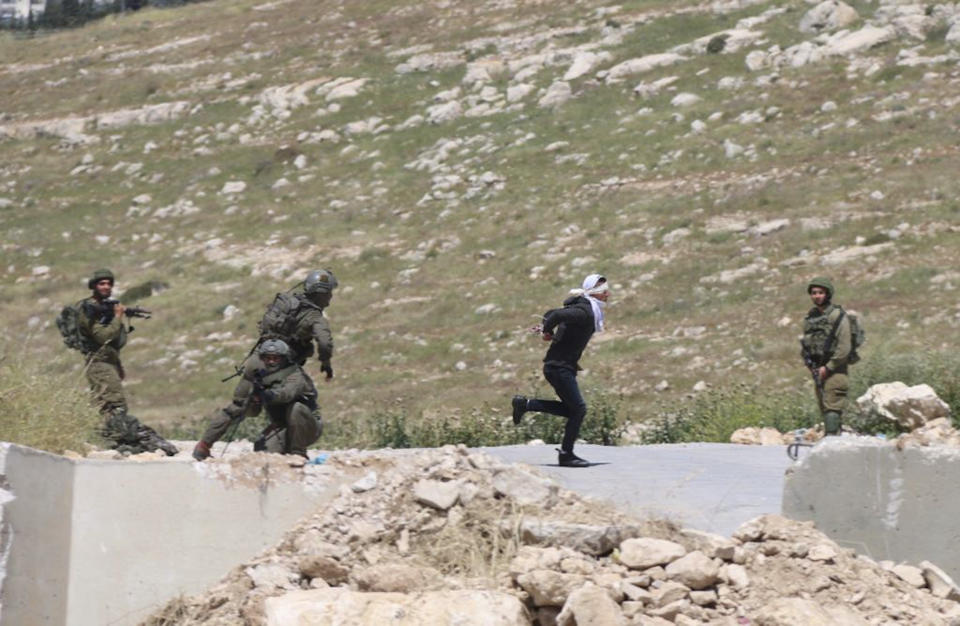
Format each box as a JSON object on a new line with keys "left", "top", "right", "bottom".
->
{"left": 320, "top": 362, "right": 334, "bottom": 380}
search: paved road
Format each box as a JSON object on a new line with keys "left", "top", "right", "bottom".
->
{"left": 482, "top": 443, "right": 795, "bottom": 538}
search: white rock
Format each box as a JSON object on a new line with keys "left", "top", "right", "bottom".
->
{"left": 724, "top": 139, "right": 744, "bottom": 158}
{"left": 538, "top": 81, "right": 572, "bottom": 108}
{"left": 492, "top": 467, "right": 558, "bottom": 506}
{"left": 823, "top": 26, "right": 896, "bottom": 57}
{"left": 557, "top": 583, "right": 627, "bottom": 626}
{"left": 664, "top": 551, "right": 720, "bottom": 590}
{"left": 619, "top": 538, "right": 686, "bottom": 570}
{"left": 856, "top": 382, "right": 951, "bottom": 429}
{"left": 605, "top": 53, "right": 687, "bottom": 83}
{"left": 266, "top": 589, "right": 526, "bottom": 625}
{"left": 799, "top": 1, "right": 859, "bottom": 34}
{"left": 730, "top": 427, "right": 783, "bottom": 445}
{"left": 920, "top": 560, "right": 960, "bottom": 600}
{"left": 414, "top": 479, "right": 460, "bottom": 510}
{"left": 221, "top": 181, "right": 247, "bottom": 195}
{"left": 427, "top": 101, "right": 463, "bottom": 124}
{"left": 671, "top": 93, "right": 701, "bottom": 107}
{"left": 563, "top": 51, "right": 611, "bottom": 81}
{"left": 892, "top": 564, "right": 926, "bottom": 588}
{"left": 506, "top": 83, "right": 535, "bottom": 103}
{"left": 351, "top": 471, "right": 378, "bottom": 493}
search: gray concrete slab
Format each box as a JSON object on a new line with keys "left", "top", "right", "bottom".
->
{"left": 483, "top": 443, "right": 794, "bottom": 537}
{"left": 0, "top": 444, "right": 355, "bottom": 626}
{"left": 783, "top": 438, "right": 960, "bottom": 581}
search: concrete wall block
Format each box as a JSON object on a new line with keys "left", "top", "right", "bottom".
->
{"left": 783, "top": 439, "right": 960, "bottom": 581}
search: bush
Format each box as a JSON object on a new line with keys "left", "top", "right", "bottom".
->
{"left": 0, "top": 348, "right": 105, "bottom": 454}
{"left": 641, "top": 384, "right": 819, "bottom": 444}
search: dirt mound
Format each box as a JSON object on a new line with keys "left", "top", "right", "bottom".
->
{"left": 143, "top": 446, "right": 960, "bottom": 625}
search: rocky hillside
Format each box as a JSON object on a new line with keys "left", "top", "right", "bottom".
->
{"left": 144, "top": 446, "right": 960, "bottom": 624}
{"left": 2, "top": 0, "right": 958, "bottom": 431}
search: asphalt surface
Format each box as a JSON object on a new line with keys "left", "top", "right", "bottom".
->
{"left": 482, "top": 443, "right": 796, "bottom": 538}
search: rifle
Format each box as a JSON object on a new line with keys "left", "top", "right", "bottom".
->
{"left": 800, "top": 341, "right": 823, "bottom": 395}
{"left": 101, "top": 298, "right": 152, "bottom": 319}
{"left": 220, "top": 369, "right": 268, "bottom": 457}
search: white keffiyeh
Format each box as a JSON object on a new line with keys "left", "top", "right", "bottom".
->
{"left": 569, "top": 273, "right": 607, "bottom": 332}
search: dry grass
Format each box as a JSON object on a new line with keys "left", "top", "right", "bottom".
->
{"left": 0, "top": 342, "right": 104, "bottom": 454}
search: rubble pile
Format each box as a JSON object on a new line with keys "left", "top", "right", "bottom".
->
{"left": 145, "top": 445, "right": 960, "bottom": 625}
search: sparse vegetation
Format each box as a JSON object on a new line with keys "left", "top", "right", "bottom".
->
{"left": 2, "top": 0, "right": 960, "bottom": 450}
{"left": 0, "top": 344, "right": 105, "bottom": 454}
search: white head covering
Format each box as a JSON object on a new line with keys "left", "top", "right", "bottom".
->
{"left": 570, "top": 274, "right": 607, "bottom": 332}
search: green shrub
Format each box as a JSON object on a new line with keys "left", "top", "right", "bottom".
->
{"left": 641, "top": 384, "right": 819, "bottom": 444}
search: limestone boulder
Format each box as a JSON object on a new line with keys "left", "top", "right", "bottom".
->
{"left": 414, "top": 479, "right": 460, "bottom": 510}
{"left": 799, "top": 1, "right": 859, "bottom": 34}
{"left": 753, "top": 597, "right": 869, "bottom": 625}
{"left": 556, "top": 583, "right": 627, "bottom": 626}
{"left": 920, "top": 560, "right": 960, "bottom": 601}
{"left": 538, "top": 81, "right": 572, "bottom": 109}
{"left": 678, "top": 528, "right": 736, "bottom": 561}
{"left": 730, "top": 427, "right": 784, "bottom": 445}
{"left": 517, "top": 519, "right": 643, "bottom": 556}
{"left": 604, "top": 53, "right": 686, "bottom": 83}
{"left": 492, "top": 467, "right": 557, "bottom": 506}
{"left": 516, "top": 569, "right": 588, "bottom": 607}
{"left": 619, "top": 538, "right": 686, "bottom": 570}
{"left": 298, "top": 555, "right": 349, "bottom": 585}
{"left": 664, "top": 551, "right": 720, "bottom": 590}
{"left": 857, "top": 382, "right": 951, "bottom": 430}
{"left": 265, "top": 589, "right": 528, "bottom": 625}
{"left": 353, "top": 563, "right": 444, "bottom": 593}
{"left": 822, "top": 26, "right": 896, "bottom": 57}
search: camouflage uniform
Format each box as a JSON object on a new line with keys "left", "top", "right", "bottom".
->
{"left": 801, "top": 277, "right": 852, "bottom": 435}
{"left": 196, "top": 272, "right": 336, "bottom": 458}
{"left": 252, "top": 363, "right": 322, "bottom": 457}
{"left": 77, "top": 271, "right": 177, "bottom": 455}
{"left": 78, "top": 297, "right": 128, "bottom": 414}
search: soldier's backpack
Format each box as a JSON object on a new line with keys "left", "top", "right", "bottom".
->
{"left": 258, "top": 292, "right": 304, "bottom": 341}
{"left": 826, "top": 307, "right": 865, "bottom": 365}
{"left": 56, "top": 301, "right": 93, "bottom": 353}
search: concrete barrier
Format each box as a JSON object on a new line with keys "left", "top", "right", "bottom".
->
{"left": 783, "top": 438, "right": 960, "bottom": 580}
{"left": 0, "top": 443, "right": 345, "bottom": 626}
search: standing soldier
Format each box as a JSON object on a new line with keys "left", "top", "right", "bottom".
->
{"left": 192, "top": 269, "right": 337, "bottom": 460}
{"left": 801, "top": 276, "right": 852, "bottom": 436}
{"left": 76, "top": 268, "right": 178, "bottom": 455}
{"left": 511, "top": 274, "right": 609, "bottom": 468}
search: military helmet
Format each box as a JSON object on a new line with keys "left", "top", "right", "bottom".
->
{"left": 258, "top": 339, "right": 291, "bottom": 359}
{"left": 807, "top": 276, "right": 834, "bottom": 299}
{"left": 88, "top": 268, "right": 115, "bottom": 289}
{"left": 304, "top": 269, "right": 338, "bottom": 295}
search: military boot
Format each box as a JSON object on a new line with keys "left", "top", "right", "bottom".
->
{"left": 192, "top": 441, "right": 212, "bottom": 461}
{"left": 823, "top": 411, "right": 842, "bottom": 436}
{"left": 512, "top": 396, "right": 527, "bottom": 426}
{"left": 136, "top": 425, "right": 179, "bottom": 456}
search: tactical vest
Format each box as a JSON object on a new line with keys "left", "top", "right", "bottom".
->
{"left": 801, "top": 305, "right": 841, "bottom": 364}
{"left": 261, "top": 364, "right": 318, "bottom": 413}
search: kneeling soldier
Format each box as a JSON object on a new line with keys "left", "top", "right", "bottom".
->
{"left": 195, "top": 339, "right": 322, "bottom": 459}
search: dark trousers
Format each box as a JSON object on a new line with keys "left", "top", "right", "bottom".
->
{"left": 527, "top": 364, "right": 587, "bottom": 453}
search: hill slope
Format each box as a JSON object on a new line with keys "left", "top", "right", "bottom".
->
{"left": 2, "top": 0, "right": 958, "bottom": 439}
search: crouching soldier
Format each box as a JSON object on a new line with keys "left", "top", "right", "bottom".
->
{"left": 192, "top": 269, "right": 336, "bottom": 460}
{"left": 195, "top": 340, "right": 322, "bottom": 459}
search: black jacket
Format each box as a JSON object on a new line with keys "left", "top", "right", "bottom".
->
{"left": 542, "top": 296, "right": 596, "bottom": 371}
